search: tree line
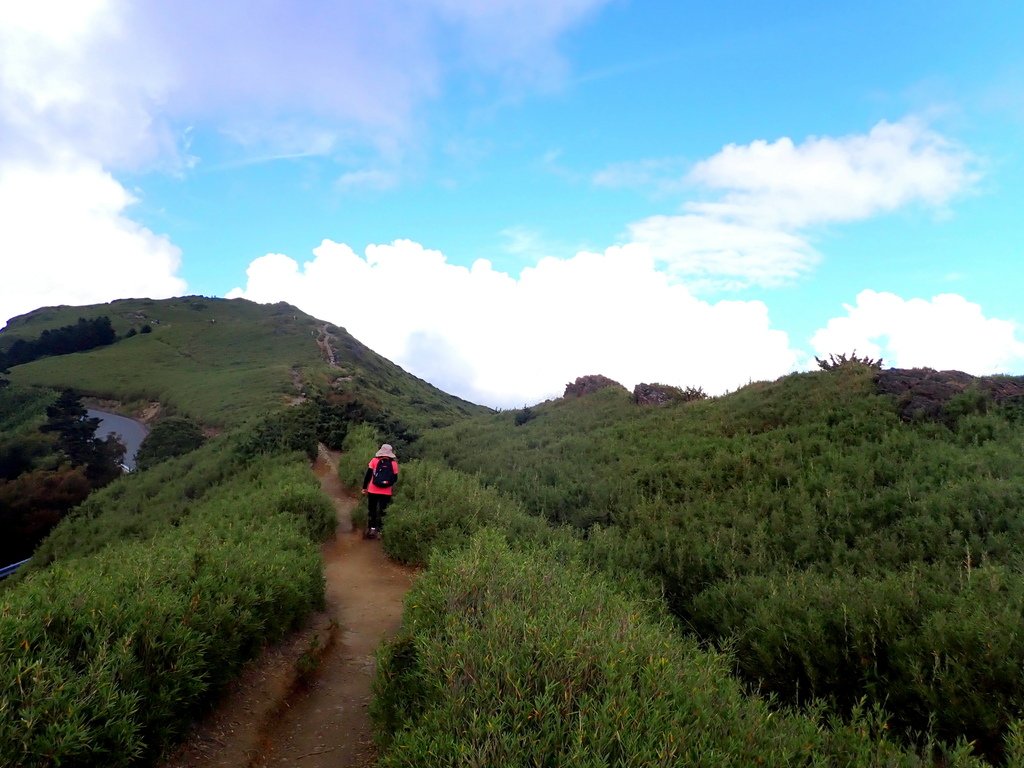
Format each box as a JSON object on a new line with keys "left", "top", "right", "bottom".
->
{"left": 0, "top": 316, "right": 117, "bottom": 370}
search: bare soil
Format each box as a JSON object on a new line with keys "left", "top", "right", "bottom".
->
{"left": 159, "top": 447, "right": 416, "bottom": 768}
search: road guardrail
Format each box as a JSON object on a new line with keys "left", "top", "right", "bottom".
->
{"left": 0, "top": 558, "right": 30, "bottom": 579}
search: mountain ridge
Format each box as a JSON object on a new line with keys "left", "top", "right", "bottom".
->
{"left": 1, "top": 295, "right": 488, "bottom": 431}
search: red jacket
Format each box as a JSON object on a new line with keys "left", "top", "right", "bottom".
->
{"left": 364, "top": 456, "right": 399, "bottom": 496}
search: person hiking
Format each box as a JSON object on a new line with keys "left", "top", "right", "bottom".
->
{"left": 362, "top": 443, "right": 398, "bottom": 539}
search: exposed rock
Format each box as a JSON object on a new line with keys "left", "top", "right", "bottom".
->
{"left": 633, "top": 383, "right": 676, "bottom": 406}
{"left": 564, "top": 374, "right": 627, "bottom": 399}
{"left": 632, "top": 382, "right": 707, "bottom": 406}
{"left": 875, "top": 368, "right": 1024, "bottom": 421}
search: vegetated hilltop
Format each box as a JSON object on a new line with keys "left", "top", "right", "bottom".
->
{"left": 1, "top": 295, "right": 486, "bottom": 430}
{"left": 412, "top": 361, "right": 1024, "bottom": 761}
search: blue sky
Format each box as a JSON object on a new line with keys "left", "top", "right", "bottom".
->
{"left": 1, "top": 1, "right": 1022, "bottom": 407}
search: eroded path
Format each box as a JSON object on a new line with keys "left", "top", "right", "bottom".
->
{"left": 160, "top": 447, "right": 416, "bottom": 768}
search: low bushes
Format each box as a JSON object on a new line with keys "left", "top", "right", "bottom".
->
{"left": 336, "top": 423, "right": 381, "bottom": 494}
{"left": 377, "top": 458, "right": 574, "bottom": 567}
{"left": 373, "top": 531, "right": 986, "bottom": 767}
{"left": 414, "top": 370, "right": 1024, "bottom": 757}
{"left": 690, "top": 563, "right": 1024, "bottom": 756}
{"left": 27, "top": 435, "right": 248, "bottom": 570}
{"left": 0, "top": 455, "right": 333, "bottom": 766}
{"left": 134, "top": 417, "right": 205, "bottom": 471}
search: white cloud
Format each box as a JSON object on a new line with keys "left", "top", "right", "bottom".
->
{"left": 2, "top": 1, "right": 612, "bottom": 175}
{"left": 0, "top": 0, "right": 178, "bottom": 171}
{"left": 811, "top": 290, "right": 1024, "bottom": 373}
{"left": 0, "top": 159, "right": 187, "bottom": 328}
{"left": 227, "top": 238, "right": 800, "bottom": 408}
{"left": 592, "top": 157, "right": 688, "bottom": 192}
{"left": 0, "top": 0, "right": 608, "bottom": 328}
{"left": 336, "top": 169, "right": 400, "bottom": 192}
{"left": 0, "top": 1, "right": 188, "bottom": 325}
{"left": 686, "top": 118, "right": 978, "bottom": 229}
{"left": 626, "top": 214, "right": 818, "bottom": 290}
{"left": 605, "top": 118, "right": 978, "bottom": 290}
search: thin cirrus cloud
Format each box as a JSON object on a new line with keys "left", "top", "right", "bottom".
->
{"left": 603, "top": 118, "right": 978, "bottom": 291}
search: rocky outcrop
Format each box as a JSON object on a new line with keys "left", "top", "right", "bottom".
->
{"left": 632, "top": 383, "right": 707, "bottom": 406}
{"left": 563, "top": 375, "right": 627, "bottom": 399}
{"left": 633, "top": 383, "right": 676, "bottom": 406}
{"left": 874, "top": 368, "right": 1024, "bottom": 421}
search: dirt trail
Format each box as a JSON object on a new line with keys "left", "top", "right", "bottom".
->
{"left": 160, "top": 447, "right": 416, "bottom": 768}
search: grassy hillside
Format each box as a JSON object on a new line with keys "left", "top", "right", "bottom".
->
{"left": 3, "top": 296, "right": 487, "bottom": 430}
{"left": 412, "top": 364, "right": 1024, "bottom": 760}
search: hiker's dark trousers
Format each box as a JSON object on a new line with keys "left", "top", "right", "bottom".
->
{"left": 367, "top": 493, "right": 392, "bottom": 530}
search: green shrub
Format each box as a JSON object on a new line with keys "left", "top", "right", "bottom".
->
{"left": 379, "top": 459, "right": 574, "bottom": 567}
{"left": 337, "top": 423, "right": 382, "bottom": 493}
{"left": 372, "top": 531, "right": 981, "bottom": 767}
{"left": 415, "top": 368, "right": 1024, "bottom": 756}
{"left": 26, "top": 434, "right": 247, "bottom": 570}
{"left": 0, "top": 454, "right": 327, "bottom": 766}
{"left": 691, "top": 564, "right": 1024, "bottom": 757}
{"left": 134, "top": 417, "right": 205, "bottom": 471}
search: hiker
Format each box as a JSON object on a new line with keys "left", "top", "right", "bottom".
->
{"left": 362, "top": 443, "right": 398, "bottom": 539}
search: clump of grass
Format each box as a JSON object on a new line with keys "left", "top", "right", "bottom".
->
{"left": 296, "top": 635, "right": 323, "bottom": 686}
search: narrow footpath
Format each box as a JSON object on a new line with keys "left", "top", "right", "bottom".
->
{"left": 160, "top": 447, "right": 416, "bottom": 768}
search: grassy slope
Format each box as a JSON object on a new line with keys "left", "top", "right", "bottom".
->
{"left": 3, "top": 296, "right": 487, "bottom": 429}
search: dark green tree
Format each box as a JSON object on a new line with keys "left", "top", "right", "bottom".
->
{"left": 135, "top": 417, "right": 205, "bottom": 470}
{"left": 40, "top": 391, "right": 124, "bottom": 483}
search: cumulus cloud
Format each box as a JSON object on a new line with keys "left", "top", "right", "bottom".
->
{"left": 626, "top": 214, "right": 818, "bottom": 290}
{"left": 228, "top": 238, "right": 800, "bottom": 408}
{"left": 0, "top": 159, "right": 187, "bottom": 327}
{"left": 0, "top": 3, "right": 188, "bottom": 326}
{"left": 605, "top": 118, "right": 978, "bottom": 290}
{"left": 686, "top": 118, "right": 978, "bottom": 229}
{"left": 811, "top": 290, "right": 1024, "bottom": 373}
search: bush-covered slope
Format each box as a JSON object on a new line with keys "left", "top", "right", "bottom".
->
{"left": 348, "top": 433, "right": 991, "bottom": 766}
{"left": 414, "top": 365, "right": 1024, "bottom": 759}
{"left": 373, "top": 531, "right": 991, "bottom": 767}
{"left": 0, "top": 454, "right": 333, "bottom": 767}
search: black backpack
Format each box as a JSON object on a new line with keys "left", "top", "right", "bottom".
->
{"left": 372, "top": 457, "right": 396, "bottom": 488}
